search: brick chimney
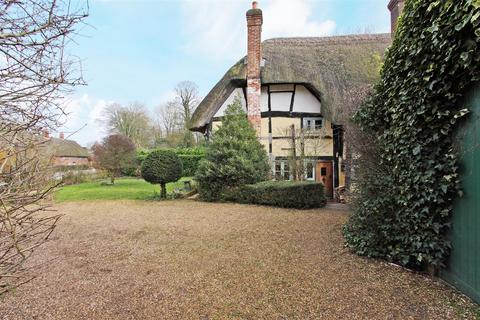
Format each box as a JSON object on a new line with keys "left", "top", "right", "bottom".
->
{"left": 59, "top": 132, "right": 65, "bottom": 139}
{"left": 42, "top": 129, "right": 50, "bottom": 139}
{"left": 246, "top": 1, "right": 263, "bottom": 136}
{"left": 388, "top": 0, "right": 405, "bottom": 35}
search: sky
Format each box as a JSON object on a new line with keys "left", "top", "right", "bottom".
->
{"left": 60, "top": 0, "right": 391, "bottom": 146}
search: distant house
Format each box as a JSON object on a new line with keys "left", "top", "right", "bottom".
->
{"left": 190, "top": 1, "right": 398, "bottom": 198}
{"left": 43, "top": 132, "right": 90, "bottom": 167}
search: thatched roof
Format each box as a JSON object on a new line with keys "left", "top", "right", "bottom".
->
{"left": 46, "top": 137, "right": 89, "bottom": 158}
{"left": 190, "top": 33, "right": 391, "bottom": 132}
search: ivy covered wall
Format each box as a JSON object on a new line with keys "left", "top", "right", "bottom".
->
{"left": 344, "top": 0, "right": 480, "bottom": 268}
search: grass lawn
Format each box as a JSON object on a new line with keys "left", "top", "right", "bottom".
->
{"left": 54, "top": 177, "right": 193, "bottom": 202}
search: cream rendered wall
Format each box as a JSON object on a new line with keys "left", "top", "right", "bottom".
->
{"left": 270, "top": 118, "right": 333, "bottom": 158}
{"left": 261, "top": 87, "right": 269, "bottom": 112}
{"left": 293, "top": 85, "right": 321, "bottom": 113}
{"left": 212, "top": 120, "right": 221, "bottom": 131}
{"left": 270, "top": 117, "right": 300, "bottom": 157}
{"left": 214, "top": 89, "right": 246, "bottom": 118}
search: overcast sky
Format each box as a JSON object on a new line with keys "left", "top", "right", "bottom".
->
{"left": 59, "top": 0, "right": 390, "bottom": 146}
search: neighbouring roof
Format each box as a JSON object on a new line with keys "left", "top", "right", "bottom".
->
{"left": 190, "top": 33, "right": 391, "bottom": 132}
{"left": 45, "top": 137, "right": 89, "bottom": 158}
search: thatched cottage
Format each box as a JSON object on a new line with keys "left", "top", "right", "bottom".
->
{"left": 43, "top": 131, "right": 90, "bottom": 167}
{"left": 190, "top": 1, "right": 403, "bottom": 198}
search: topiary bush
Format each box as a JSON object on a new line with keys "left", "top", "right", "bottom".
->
{"left": 136, "top": 147, "right": 205, "bottom": 177}
{"left": 344, "top": 0, "right": 480, "bottom": 269}
{"left": 141, "top": 149, "right": 183, "bottom": 199}
{"left": 195, "top": 98, "right": 270, "bottom": 201}
{"left": 227, "top": 181, "right": 327, "bottom": 209}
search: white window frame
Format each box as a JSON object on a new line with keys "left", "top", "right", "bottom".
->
{"left": 303, "top": 117, "right": 323, "bottom": 131}
{"left": 304, "top": 160, "right": 315, "bottom": 181}
{"left": 272, "top": 161, "right": 292, "bottom": 180}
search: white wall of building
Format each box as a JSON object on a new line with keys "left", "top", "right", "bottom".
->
{"left": 214, "top": 88, "right": 247, "bottom": 117}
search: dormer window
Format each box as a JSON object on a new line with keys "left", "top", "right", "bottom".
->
{"left": 303, "top": 117, "right": 323, "bottom": 130}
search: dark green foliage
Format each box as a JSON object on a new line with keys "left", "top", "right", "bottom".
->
{"left": 178, "top": 154, "right": 203, "bottom": 176}
{"left": 344, "top": 0, "right": 480, "bottom": 269}
{"left": 136, "top": 147, "right": 205, "bottom": 177}
{"left": 228, "top": 181, "right": 327, "bottom": 209}
{"left": 195, "top": 99, "right": 270, "bottom": 201}
{"left": 141, "top": 149, "right": 183, "bottom": 198}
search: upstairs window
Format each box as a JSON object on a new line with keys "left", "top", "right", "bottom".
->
{"left": 303, "top": 117, "right": 323, "bottom": 131}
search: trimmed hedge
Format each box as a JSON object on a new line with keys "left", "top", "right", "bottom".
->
{"left": 136, "top": 148, "right": 205, "bottom": 177}
{"left": 229, "top": 181, "right": 327, "bottom": 209}
{"left": 178, "top": 154, "right": 203, "bottom": 176}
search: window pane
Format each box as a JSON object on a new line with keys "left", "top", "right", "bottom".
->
{"left": 321, "top": 167, "right": 327, "bottom": 176}
{"left": 283, "top": 163, "right": 290, "bottom": 180}
{"left": 306, "top": 162, "right": 314, "bottom": 179}
{"left": 275, "top": 162, "right": 282, "bottom": 180}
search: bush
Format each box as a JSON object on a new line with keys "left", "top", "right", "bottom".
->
{"left": 60, "top": 170, "right": 107, "bottom": 186}
{"left": 121, "top": 166, "right": 139, "bottom": 177}
{"left": 178, "top": 154, "right": 203, "bottom": 176}
{"left": 54, "top": 164, "right": 89, "bottom": 172}
{"left": 227, "top": 181, "right": 327, "bottom": 209}
{"left": 141, "top": 149, "right": 183, "bottom": 199}
{"left": 195, "top": 99, "right": 270, "bottom": 201}
{"left": 136, "top": 147, "right": 205, "bottom": 177}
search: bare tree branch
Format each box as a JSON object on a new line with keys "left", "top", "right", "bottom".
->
{"left": 0, "top": 0, "right": 87, "bottom": 295}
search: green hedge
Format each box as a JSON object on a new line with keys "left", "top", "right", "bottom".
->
{"left": 228, "top": 181, "right": 327, "bottom": 209}
{"left": 178, "top": 154, "right": 203, "bottom": 176}
{"left": 135, "top": 147, "right": 205, "bottom": 177}
{"left": 344, "top": 0, "right": 480, "bottom": 269}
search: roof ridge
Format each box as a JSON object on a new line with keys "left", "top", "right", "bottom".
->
{"left": 263, "top": 33, "right": 391, "bottom": 46}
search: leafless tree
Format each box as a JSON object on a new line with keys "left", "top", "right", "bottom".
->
{"left": 174, "top": 81, "right": 201, "bottom": 147}
{"left": 276, "top": 124, "right": 330, "bottom": 181}
{"left": 0, "top": 0, "right": 87, "bottom": 295}
{"left": 156, "top": 100, "right": 182, "bottom": 137}
{"left": 102, "top": 102, "right": 152, "bottom": 148}
{"left": 337, "top": 85, "right": 385, "bottom": 193}
{"left": 174, "top": 81, "right": 199, "bottom": 126}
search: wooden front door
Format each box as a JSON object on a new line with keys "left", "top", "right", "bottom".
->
{"left": 316, "top": 161, "right": 333, "bottom": 198}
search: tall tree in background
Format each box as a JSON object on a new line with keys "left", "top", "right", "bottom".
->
{"left": 174, "top": 81, "right": 200, "bottom": 147}
{"left": 103, "top": 102, "right": 152, "bottom": 148}
{"left": 0, "top": 0, "right": 87, "bottom": 295}
{"left": 156, "top": 101, "right": 182, "bottom": 137}
{"left": 153, "top": 101, "right": 183, "bottom": 147}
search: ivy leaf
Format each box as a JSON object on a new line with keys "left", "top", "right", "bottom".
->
{"left": 454, "top": 108, "right": 470, "bottom": 118}
{"left": 413, "top": 146, "right": 421, "bottom": 155}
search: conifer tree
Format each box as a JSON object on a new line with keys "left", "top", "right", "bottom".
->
{"left": 196, "top": 97, "right": 270, "bottom": 201}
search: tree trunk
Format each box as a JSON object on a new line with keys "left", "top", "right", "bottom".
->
{"left": 160, "top": 182, "right": 167, "bottom": 199}
{"left": 110, "top": 171, "right": 115, "bottom": 185}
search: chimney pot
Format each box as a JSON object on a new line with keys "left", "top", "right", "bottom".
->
{"left": 43, "top": 129, "right": 50, "bottom": 139}
{"left": 388, "top": 0, "right": 405, "bottom": 35}
{"left": 252, "top": 1, "right": 258, "bottom": 9}
{"left": 59, "top": 132, "right": 65, "bottom": 139}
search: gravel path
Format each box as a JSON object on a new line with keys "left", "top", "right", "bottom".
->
{"left": 0, "top": 200, "right": 478, "bottom": 319}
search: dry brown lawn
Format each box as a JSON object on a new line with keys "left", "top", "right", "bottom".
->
{"left": 0, "top": 200, "right": 478, "bottom": 319}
